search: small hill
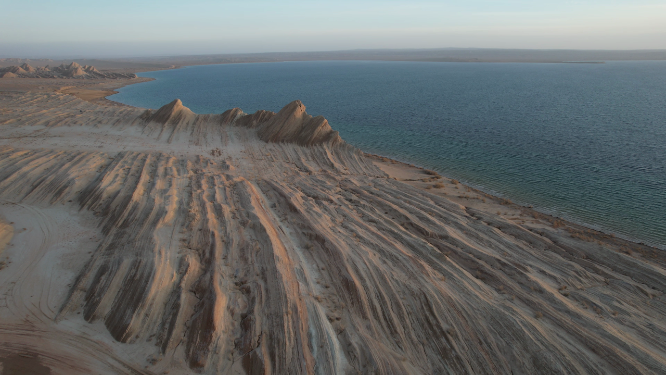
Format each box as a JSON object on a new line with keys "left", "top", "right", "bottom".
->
{"left": 20, "top": 63, "right": 36, "bottom": 73}
{"left": 7, "top": 66, "right": 27, "bottom": 74}
{"left": 83, "top": 65, "right": 100, "bottom": 74}
{"left": 142, "top": 99, "right": 196, "bottom": 125}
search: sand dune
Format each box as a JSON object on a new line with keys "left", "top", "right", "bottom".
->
{"left": 0, "top": 92, "right": 665, "bottom": 374}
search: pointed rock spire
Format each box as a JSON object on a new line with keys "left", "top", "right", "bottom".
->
{"left": 257, "top": 100, "right": 342, "bottom": 146}
{"left": 143, "top": 99, "right": 196, "bottom": 125}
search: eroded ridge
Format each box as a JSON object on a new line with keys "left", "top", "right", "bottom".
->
{"left": 0, "top": 92, "right": 665, "bottom": 374}
{"left": 0, "top": 62, "right": 137, "bottom": 79}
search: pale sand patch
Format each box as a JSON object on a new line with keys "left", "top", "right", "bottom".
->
{"left": 0, "top": 202, "right": 161, "bottom": 374}
{"left": 0, "top": 216, "right": 12, "bottom": 258}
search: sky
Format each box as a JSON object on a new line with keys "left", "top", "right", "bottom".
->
{"left": 1, "top": 0, "right": 665, "bottom": 58}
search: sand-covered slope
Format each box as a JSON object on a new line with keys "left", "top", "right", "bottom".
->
{"left": 0, "top": 92, "right": 665, "bottom": 375}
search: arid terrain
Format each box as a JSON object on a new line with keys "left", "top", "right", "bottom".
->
{"left": 0, "top": 62, "right": 137, "bottom": 80}
{"left": 0, "top": 75, "right": 665, "bottom": 375}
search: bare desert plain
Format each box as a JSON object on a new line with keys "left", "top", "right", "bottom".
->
{"left": 0, "top": 65, "right": 665, "bottom": 375}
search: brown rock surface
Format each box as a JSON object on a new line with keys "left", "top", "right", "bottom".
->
{"left": 20, "top": 63, "right": 36, "bottom": 73}
{"left": 0, "top": 92, "right": 664, "bottom": 374}
{"left": 83, "top": 65, "right": 100, "bottom": 74}
{"left": 142, "top": 98, "right": 196, "bottom": 125}
{"left": 258, "top": 100, "right": 343, "bottom": 146}
{"left": 7, "top": 66, "right": 27, "bottom": 74}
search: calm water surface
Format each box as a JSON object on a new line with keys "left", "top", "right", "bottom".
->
{"left": 111, "top": 61, "right": 666, "bottom": 248}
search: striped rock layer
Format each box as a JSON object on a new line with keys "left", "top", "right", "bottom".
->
{"left": 0, "top": 92, "right": 665, "bottom": 375}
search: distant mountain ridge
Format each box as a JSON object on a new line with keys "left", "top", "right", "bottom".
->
{"left": 117, "top": 48, "right": 666, "bottom": 66}
{"left": 0, "top": 61, "right": 136, "bottom": 79}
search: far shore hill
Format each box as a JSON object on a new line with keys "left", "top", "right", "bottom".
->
{"left": 0, "top": 61, "right": 137, "bottom": 79}
{"left": 2, "top": 48, "right": 666, "bottom": 72}
{"left": 0, "top": 58, "right": 665, "bottom": 374}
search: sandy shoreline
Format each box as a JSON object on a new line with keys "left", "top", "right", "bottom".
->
{"left": 0, "top": 73, "right": 665, "bottom": 374}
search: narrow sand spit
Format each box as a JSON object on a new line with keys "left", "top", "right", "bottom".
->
{"left": 0, "top": 91, "right": 665, "bottom": 374}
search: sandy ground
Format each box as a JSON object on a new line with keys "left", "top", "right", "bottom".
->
{"left": 0, "top": 202, "right": 153, "bottom": 374}
{"left": 0, "top": 80, "right": 665, "bottom": 374}
{"left": 0, "top": 77, "right": 153, "bottom": 106}
{"left": 0, "top": 58, "right": 175, "bottom": 74}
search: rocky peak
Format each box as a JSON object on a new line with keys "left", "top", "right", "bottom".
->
{"left": 143, "top": 99, "right": 196, "bottom": 125}
{"left": 257, "top": 100, "right": 343, "bottom": 146}
{"left": 20, "top": 63, "right": 36, "bottom": 73}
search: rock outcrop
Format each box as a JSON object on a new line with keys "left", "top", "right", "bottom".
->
{"left": 6, "top": 66, "right": 27, "bottom": 74}
{"left": 20, "top": 63, "right": 36, "bottom": 73}
{"left": 140, "top": 99, "right": 341, "bottom": 147}
{"left": 258, "top": 100, "right": 343, "bottom": 146}
{"left": 142, "top": 99, "right": 196, "bottom": 125}
{"left": 63, "top": 62, "right": 86, "bottom": 77}
{"left": 0, "top": 61, "right": 136, "bottom": 79}
{"left": 83, "top": 65, "right": 100, "bottom": 74}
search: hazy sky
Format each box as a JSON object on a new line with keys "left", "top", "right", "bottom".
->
{"left": 1, "top": 0, "right": 665, "bottom": 58}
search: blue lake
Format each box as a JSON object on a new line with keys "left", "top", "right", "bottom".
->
{"left": 110, "top": 60, "right": 666, "bottom": 248}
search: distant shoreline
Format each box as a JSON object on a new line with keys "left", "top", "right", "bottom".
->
{"left": 3, "top": 47, "right": 666, "bottom": 72}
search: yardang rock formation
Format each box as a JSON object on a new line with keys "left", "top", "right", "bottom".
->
{"left": 0, "top": 61, "right": 136, "bottom": 79}
{"left": 0, "top": 92, "right": 665, "bottom": 374}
